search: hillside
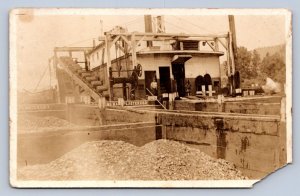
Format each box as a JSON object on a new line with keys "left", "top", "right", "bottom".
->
{"left": 253, "top": 44, "right": 286, "bottom": 60}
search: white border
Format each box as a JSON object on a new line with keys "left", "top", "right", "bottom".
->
{"left": 9, "top": 8, "right": 292, "bottom": 188}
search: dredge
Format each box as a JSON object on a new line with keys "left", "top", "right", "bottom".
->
{"left": 52, "top": 15, "right": 241, "bottom": 105}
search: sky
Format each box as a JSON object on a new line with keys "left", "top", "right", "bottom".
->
{"left": 13, "top": 12, "right": 287, "bottom": 91}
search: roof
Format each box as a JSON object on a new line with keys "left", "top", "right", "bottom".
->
{"left": 137, "top": 50, "right": 224, "bottom": 56}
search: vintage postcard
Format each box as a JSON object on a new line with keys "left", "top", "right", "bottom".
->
{"left": 9, "top": 8, "right": 292, "bottom": 188}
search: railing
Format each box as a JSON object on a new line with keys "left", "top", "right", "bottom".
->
{"left": 106, "top": 100, "right": 149, "bottom": 107}
{"left": 145, "top": 88, "right": 167, "bottom": 110}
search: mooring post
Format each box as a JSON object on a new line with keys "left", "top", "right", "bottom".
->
{"left": 217, "top": 94, "right": 224, "bottom": 112}
{"left": 98, "top": 97, "right": 106, "bottom": 109}
{"left": 169, "top": 92, "right": 175, "bottom": 110}
{"left": 202, "top": 85, "right": 206, "bottom": 96}
{"left": 118, "top": 98, "right": 125, "bottom": 107}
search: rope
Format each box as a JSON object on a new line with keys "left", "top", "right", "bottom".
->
{"left": 146, "top": 88, "right": 167, "bottom": 110}
{"left": 33, "top": 63, "right": 49, "bottom": 92}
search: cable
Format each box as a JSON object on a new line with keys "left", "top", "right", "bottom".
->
{"left": 171, "top": 15, "right": 214, "bottom": 34}
{"left": 64, "top": 18, "right": 142, "bottom": 47}
{"left": 33, "top": 63, "right": 49, "bottom": 92}
{"left": 64, "top": 37, "right": 97, "bottom": 47}
{"left": 164, "top": 20, "right": 194, "bottom": 34}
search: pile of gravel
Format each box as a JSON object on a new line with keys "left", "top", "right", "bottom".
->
{"left": 18, "top": 116, "right": 72, "bottom": 130}
{"left": 18, "top": 140, "right": 247, "bottom": 180}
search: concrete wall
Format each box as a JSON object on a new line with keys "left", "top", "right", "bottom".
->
{"left": 18, "top": 103, "right": 68, "bottom": 119}
{"left": 174, "top": 100, "right": 281, "bottom": 115}
{"left": 157, "top": 112, "right": 286, "bottom": 179}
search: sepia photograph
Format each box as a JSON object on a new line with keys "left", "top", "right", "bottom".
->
{"left": 9, "top": 8, "right": 292, "bottom": 188}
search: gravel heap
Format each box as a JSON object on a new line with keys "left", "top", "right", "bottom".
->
{"left": 18, "top": 116, "right": 72, "bottom": 129}
{"left": 18, "top": 140, "right": 247, "bottom": 180}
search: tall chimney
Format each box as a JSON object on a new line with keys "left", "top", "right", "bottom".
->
{"left": 144, "top": 15, "right": 153, "bottom": 47}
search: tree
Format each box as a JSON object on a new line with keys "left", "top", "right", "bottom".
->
{"left": 235, "top": 46, "right": 257, "bottom": 79}
{"left": 252, "top": 49, "right": 261, "bottom": 75}
{"left": 260, "top": 52, "right": 285, "bottom": 84}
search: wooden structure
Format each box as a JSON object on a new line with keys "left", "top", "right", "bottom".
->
{"left": 53, "top": 24, "right": 237, "bottom": 103}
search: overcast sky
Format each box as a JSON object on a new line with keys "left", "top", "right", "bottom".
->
{"left": 14, "top": 13, "right": 287, "bottom": 91}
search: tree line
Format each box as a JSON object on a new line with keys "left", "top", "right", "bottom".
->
{"left": 234, "top": 46, "right": 286, "bottom": 86}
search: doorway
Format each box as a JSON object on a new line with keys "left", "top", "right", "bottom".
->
{"left": 159, "top": 67, "right": 171, "bottom": 94}
{"left": 172, "top": 63, "right": 185, "bottom": 97}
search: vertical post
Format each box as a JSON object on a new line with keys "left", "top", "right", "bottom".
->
{"left": 208, "top": 85, "right": 213, "bottom": 97}
{"left": 53, "top": 51, "right": 61, "bottom": 103}
{"left": 105, "top": 34, "right": 113, "bottom": 100}
{"left": 229, "top": 32, "right": 236, "bottom": 74}
{"left": 217, "top": 94, "right": 224, "bottom": 112}
{"left": 180, "top": 42, "right": 184, "bottom": 50}
{"left": 228, "top": 15, "right": 237, "bottom": 95}
{"left": 131, "top": 33, "right": 137, "bottom": 69}
{"left": 214, "top": 38, "right": 219, "bottom": 51}
{"left": 226, "top": 34, "right": 231, "bottom": 77}
{"left": 202, "top": 85, "right": 206, "bottom": 96}
{"left": 228, "top": 15, "right": 238, "bottom": 65}
{"left": 84, "top": 51, "right": 88, "bottom": 71}
{"left": 227, "top": 33, "right": 234, "bottom": 96}
{"left": 122, "top": 82, "right": 127, "bottom": 100}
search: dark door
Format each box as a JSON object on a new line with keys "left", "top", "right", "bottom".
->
{"left": 144, "top": 71, "right": 157, "bottom": 95}
{"left": 195, "top": 75, "right": 204, "bottom": 92}
{"left": 204, "top": 73, "right": 212, "bottom": 91}
{"left": 159, "top": 67, "right": 171, "bottom": 94}
{"left": 172, "top": 63, "right": 185, "bottom": 97}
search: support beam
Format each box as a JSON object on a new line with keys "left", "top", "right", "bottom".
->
{"left": 111, "top": 35, "right": 121, "bottom": 46}
{"left": 120, "top": 35, "right": 130, "bottom": 45}
{"left": 105, "top": 34, "right": 113, "bottom": 100}
{"left": 217, "top": 38, "right": 228, "bottom": 50}
{"left": 206, "top": 41, "right": 216, "bottom": 51}
{"left": 214, "top": 38, "right": 219, "bottom": 51}
{"left": 110, "top": 32, "right": 228, "bottom": 38}
{"left": 136, "top": 35, "right": 146, "bottom": 47}
{"left": 54, "top": 47, "right": 93, "bottom": 52}
{"left": 115, "top": 42, "right": 126, "bottom": 54}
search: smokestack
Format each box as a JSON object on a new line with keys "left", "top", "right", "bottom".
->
{"left": 144, "top": 15, "right": 153, "bottom": 47}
